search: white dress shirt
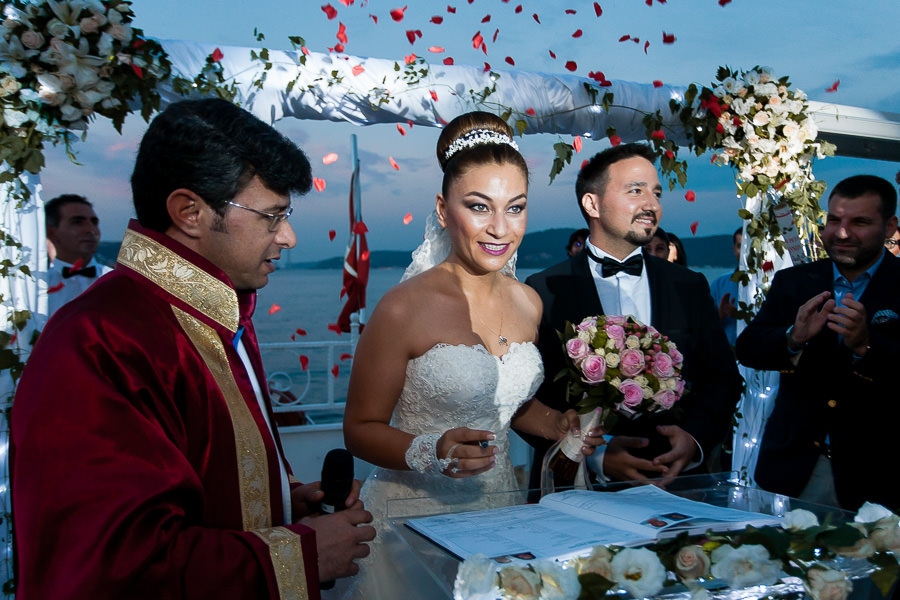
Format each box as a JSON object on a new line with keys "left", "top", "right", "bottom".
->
{"left": 46, "top": 257, "right": 113, "bottom": 317}
{"left": 584, "top": 241, "right": 652, "bottom": 324}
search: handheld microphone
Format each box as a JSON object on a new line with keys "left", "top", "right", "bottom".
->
{"left": 320, "top": 448, "right": 354, "bottom": 514}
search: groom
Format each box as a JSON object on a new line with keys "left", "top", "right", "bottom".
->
{"left": 523, "top": 143, "right": 742, "bottom": 487}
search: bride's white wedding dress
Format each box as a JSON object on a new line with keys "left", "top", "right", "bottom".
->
{"left": 334, "top": 341, "right": 543, "bottom": 599}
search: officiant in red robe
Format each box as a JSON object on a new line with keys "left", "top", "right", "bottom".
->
{"left": 11, "top": 99, "right": 374, "bottom": 599}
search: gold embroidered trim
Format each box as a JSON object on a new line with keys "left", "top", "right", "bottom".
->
{"left": 118, "top": 228, "right": 239, "bottom": 332}
{"left": 173, "top": 306, "right": 271, "bottom": 530}
{"left": 253, "top": 527, "right": 309, "bottom": 600}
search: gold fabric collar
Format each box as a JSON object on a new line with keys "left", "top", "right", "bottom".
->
{"left": 117, "top": 228, "right": 239, "bottom": 332}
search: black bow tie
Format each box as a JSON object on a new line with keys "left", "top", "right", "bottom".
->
{"left": 586, "top": 248, "right": 643, "bottom": 278}
{"left": 62, "top": 265, "right": 97, "bottom": 279}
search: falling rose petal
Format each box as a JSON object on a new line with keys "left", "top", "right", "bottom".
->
{"left": 369, "top": 14, "right": 378, "bottom": 23}
{"left": 532, "top": 13, "right": 541, "bottom": 23}
{"left": 333, "top": 43, "right": 345, "bottom": 53}
{"left": 430, "top": 90, "right": 438, "bottom": 101}
{"left": 296, "top": 328, "right": 308, "bottom": 336}
{"left": 825, "top": 79, "right": 840, "bottom": 93}
{"left": 131, "top": 63, "right": 143, "bottom": 78}
{"left": 340, "top": 353, "right": 353, "bottom": 361}
{"left": 337, "top": 22, "right": 348, "bottom": 44}
{"left": 653, "top": 80, "right": 663, "bottom": 87}
{"left": 327, "top": 323, "right": 342, "bottom": 334}
{"left": 353, "top": 221, "right": 369, "bottom": 234}
{"left": 268, "top": 303, "right": 282, "bottom": 315}
{"left": 594, "top": 2, "right": 603, "bottom": 16}
{"left": 505, "top": 56, "right": 515, "bottom": 65}
{"left": 396, "top": 123, "right": 406, "bottom": 135}
{"left": 352, "top": 64, "right": 365, "bottom": 76}
{"left": 407, "top": 120, "right": 414, "bottom": 128}
{"left": 718, "top": 0, "right": 732, "bottom": 5}
{"left": 390, "top": 6, "right": 407, "bottom": 22}
{"left": 403, "top": 212, "right": 413, "bottom": 225}
{"left": 644, "top": 40, "right": 650, "bottom": 53}
{"left": 430, "top": 16, "right": 444, "bottom": 24}
{"left": 572, "top": 29, "right": 583, "bottom": 38}
{"left": 762, "top": 260, "right": 774, "bottom": 272}
{"left": 664, "top": 149, "right": 674, "bottom": 159}
{"left": 390, "top": 157, "right": 400, "bottom": 170}
{"left": 472, "top": 31, "right": 484, "bottom": 48}
{"left": 48, "top": 282, "right": 65, "bottom": 294}
{"left": 300, "top": 355, "right": 310, "bottom": 371}
{"left": 301, "top": 46, "right": 310, "bottom": 55}
{"left": 565, "top": 60, "right": 577, "bottom": 71}
{"left": 404, "top": 53, "right": 417, "bottom": 64}
{"left": 443, "top": 57, "right": 454, "bottom": 65}
{"left": 573, "top": 136, "right": 583, "bottom": 153}
{"left": 684, "top": 190, "right": 696, "bottom": 202}
{"left": 291, "top": 334, "right": 295, "bottom": 341}
{"left": 515, "top": 5, "right": 522, "bottom": 13}
{"left": 405, "top": 30, "right": 422, "bottom": 44}
{"left": 651, "top": 129, "right": 665, "bottom": 140}
{"left": 609, "top": 134, "right": 622, "bottom": 146}
{"left": 331, "top": 364, "right": 340, "bottom": 378}
{"left": 493, "top": 28, "right": 499, "bottom": 42}
{"left": 632, "top": 37, "right": 640, "bottom": 44}
{"left": 690, "top": 221, "right": 699, "bottom": 235}
{"left": 710, "top": 153, "right": 718, "bottom": 164}
{"left": 313, "top": 177, "right": 326, "bottom": 192}
{"left": 337, "top": 0, "right": 350, "bottom": 5}
{"left": 323, "top": 152, "right": 338, "bottom": 164}
{"left": 662, "top": 31, "right": 676, "bottom": 44}
{"left": 580, "top": 159, "right": 589, "bottom": 170}
{"left": 548, "top": 49, "right": 556, "bottom": 59}
{"left": 71, "top": 257, "right": 84, "bottom": 271}
{"left": 565, "top": 9, "right": 576, "bottom": 14}
{"left": 526, "top": 107, "right": 536, "bottom": 116}
{"left": 645, "top": 0, "right": 651, "bottom": 5}
{"left": 447, "top": 5, "right": 456, "bottom": 13}
{"left": 428, "top": 46, "right": 445, "bottom": 52}
{"left": 618, "top": 34, "right": 631, "bottom": 42}
{"left": 322, "top": 4, "right": 338, "bottom": 19}
{"left": 483, "top": 62, "right": 491, "bottom": 72}
{"left": 482, "top": 14, "right": 491, "bottom": 22}
{"left": 328, "top": 229, "right": 337, "bottom": 241}
{"left": 211, "top": 47, "right": 224, "bottom": 62}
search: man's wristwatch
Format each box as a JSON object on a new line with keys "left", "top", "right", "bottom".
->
{"left": 785, "top": 325, "right": 807, "bottom": 353}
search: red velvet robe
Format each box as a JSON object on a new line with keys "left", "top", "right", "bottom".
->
{"left": 11, "top": 221, "right": 320, "bottom": 600}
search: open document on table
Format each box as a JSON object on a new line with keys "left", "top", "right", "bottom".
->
{"left": 405, "top": 485, "right": 781, "bottom": 563}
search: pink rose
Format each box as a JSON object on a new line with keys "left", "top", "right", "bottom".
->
{"left": 653, "top": 389, "right": 677, "bottom": 410}
{"left": 20, "top": 30, "right": 45, "bottom": 50}
{"left": 669, "top": 347, "right": 684, "bottom": 368}
{"left": 675, "top": 379, "right": 686, "bottom": 398}
{"left": 652, "top": 352, "right": 675, "bottom": 378}
{"left": 674, "top": 545, "right": 710, "bottom": 580}
{"left": 581, "top": 355, "right": 607, "bottom": 383}
{"left": 576, "top": 317, "right": 597, "bottom": 332}
{"left": 606, "top": 324, "right": 625, "bottom": 342}
{"left": 79, "top": 16, "right": 100, "bottom": 34}
{"left": 606, "top": 315, "right": 626, "bottom": 325}
{"left": 618, "top": 380, "right": 644, "bottom": 407}
{"left": 566, "top": 337, "right": 590, "bottom": 362}
{"left": 618, "top": 348, "right": 645, "bottom": 377}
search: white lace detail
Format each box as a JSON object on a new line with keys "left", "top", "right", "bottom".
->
{"left": 400, "top": 209, "right": 517, "bottom": 282}
{"left": 404, "top": 432, "right": 450, "bottom": 474}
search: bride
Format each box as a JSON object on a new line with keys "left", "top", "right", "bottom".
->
{"left": 338, "top": 111, "right": 603, "bottom": 598}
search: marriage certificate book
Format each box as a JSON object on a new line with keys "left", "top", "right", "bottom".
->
{"left": 405, "top": 486, "right": 780, "bottom": 562}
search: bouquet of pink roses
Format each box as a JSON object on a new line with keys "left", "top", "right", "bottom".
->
{"left": 560, "top": 315, "right": 685, "bottom": 430}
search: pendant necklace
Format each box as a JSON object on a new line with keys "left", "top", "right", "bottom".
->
{"left": 475, "top": 291, "right": 508, "bottom": 347}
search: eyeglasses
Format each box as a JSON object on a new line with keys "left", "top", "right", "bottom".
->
{"left": 224, "top": 200, "right": 293, "bottom": 232}
{"left": 886, "top": 239, "right": 899, "bottom": 247}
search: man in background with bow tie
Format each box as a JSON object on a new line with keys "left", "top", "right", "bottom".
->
{"left": 44, "top": 194, "right": 113, "bottom": 317}
{"left": 523, "top": 143, "right": 741, "bottom": 487}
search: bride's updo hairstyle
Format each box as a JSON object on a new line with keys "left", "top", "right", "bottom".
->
{"left": 436, "top": 111, "right": 529, "bottom": 197}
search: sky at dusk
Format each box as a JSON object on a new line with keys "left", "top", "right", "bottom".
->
{"left": 37, "top": 0, "right": 900, "bottom": 262}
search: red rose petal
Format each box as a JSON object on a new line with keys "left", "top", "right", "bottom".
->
{"left": 526, "top": 107, "right": 536, "bottom": 116}
{"left": 609, "top": 134, "right": 622, "bottom": 146}
{"left": 328, "top": 229, "right": 336, "bottom": 241}
{"left": 71, "top": 258, "right": 84, "bottom": 271}
{"left": 653, "top": 80, "right": 663, "bottom": 87}
{"left": 296, "top": 328, "right": 308, "bottom": 336}
{"left": 404, "top": 53, "right": 417, "bottom": 64}
{"left": 651, "top": 129, "right": 665, "bottom": 140}
{"left": 573, "top": 136, "right": 583, "bottom": 153}
{"left": 690, "top": 221, "right": 699, "bottom": 235}
{"left": 353, "top": 221, "right": 369, "bottom": 234}
{"left": 322, "top": 4, "right": 338, "bottom": 19}
{"left": 572, "top": 29, "right": 583, "bottom": 38}
{"left": 685, "top": 190, "right": 696, "bottom": 202}
{"left": 472, "top": 31, "right": 483, "bottom": 49}
{"left": 430, "top": 90, "right": 438, "bottom": 101}
{"left": 548, "top": 49, "right": 556, "bottom": 59}
{"left": 405, "top": 29, "right": 422, "bottom": 44}
{"left": 323, "top": 152, "right": 338, "bottom": 164}
{"left": 483, "top": 62, "right": 491, "bottom": 72}
{"left": 662, "top": 31, "right": 676, "bottom": 44}
{"left": 565, "top": 60, "right": 577, "bottom": 71}
{"left": 131, "top": 63, "right": 143, "bottom": 78}
{"left": 618, "top": 34, "right": 631, "bottom": 42}
{"left": 337, "top": 0, "right": 350, "bottom": 6}
{"left": 515, "top": 5, "right": 522, "bottom": 13}
{"left": 565, "top": 9, "right": 576, "bottom": 14}
{"left": 581, "top": 159, "right": 589, "bottom": 170}
{"left": 644, "top": 40, "right": 650, "bottom": 53}
{"left": 428, "top": 46, "right": 445, "bottom": 52}
{"left": 718, "top": 0, "right": 732, "bottom": 5}
{"left": 447, "top": 5, "right": 456, "bottom": 13}
{"left": 313, "top": 178, "right": 326, "bottom": 192}
{"left": 505, "top": 56, "right": 515, "bottom": 65}
{"left": 403, "top": 212, "right": 413, "bottom": 225}
{"left": 268, "top": 303, "right": 282, "bottom": 315}
{"left": 443, "top": 57, "right": 454, "bottom": 65}
{"left": 825, "top": 79, "right": 840, "bottom": 93}
{"left": 664, "top": 149, "right": 674, "bottom": 159}
{"left": 762, "top": 260, "right": 774, "bottom": 272}
{"left": 397, "top": 123, "right": 406, "bottom": 135}
{"left": 532, "top": 13, "right": 541, "bottom": 23}
{"left": 333, "top": 43, "right": 345, "bottom": 53}
{"left": 301, "top": 46, "right": 310, "bottom": 55}
{"left": 716, "top": 122, "right": 725, "bottom": 133}
{"left": 390, "top": 6, "right": 407, "bottom": 22}
{"left": 493, "top": 29, "right": 499, "bottom": 43}
{"left": 337, "top": 22, "right": 348, "bottom": 44}
{"left": 481, "top": 14, "right": 491, "bottom": 22}
{"left": 340, "top": 353, "right": 353, "bottom": 361}
{"left": 211, "top": 48, "right": 224, "bottom": 62}
{"left": 331, "top": 364, "right": 340, "bottom": 378}
{"left": 300, "top": 355, "right": 309, "bottom": 371}
{"left": 390, "top": 157, "right": 400, "bottom": 170}
{"left": 352, "top": 64, "right": 365, "bottom": 76}
{"left": 430, "top": 16, "right": 444, "bottom": 24}
{"left": 48, "top": 282, "right": 65, "bottom": 294}
{"left": 369, "top": 14, "right": 378, "bottom": 23}
{"left": 327, "top": 323, "right": 342, "bottom": 334}
{"left": 593, "top": 2, "right": 602, "bottom": 16}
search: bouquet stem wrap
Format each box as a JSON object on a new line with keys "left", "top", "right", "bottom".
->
{"left": 540, "top": 408, "right": 602, "bottom": 497}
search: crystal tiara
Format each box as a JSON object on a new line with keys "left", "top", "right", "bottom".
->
{"left": 443, "top": 129, "right": 520, "bottom": 163}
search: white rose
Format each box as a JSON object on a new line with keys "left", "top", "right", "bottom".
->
{"left": 833, "top": 524, "right": 876, "bottom": 559}
{"left": 578, "top": 330, "right": 591, "bottom": 344}
{"left": 79, "top": 16, "right": 100, "bottom": 34}
{"left": 97, "top": 31, "right": 114, "bottom": 56}
{"left": 0, "top": 75, "right": 21, "bottom": 97}
{"left": 46, "top": 18, "right": 70, "bottom": 38}
{"left": 610, "top": 548, "right": 665, "bottom": 599}
{"left": 782, "top": 509, "right": 819, "bottom": 531}
{"left": 674, "top": 545, "right": 711, "bottom": 580}
{"left": 868, "top": 515, "right": 900, "bottom": 553}
{"left": 625, "top": 335, "right": 640, "bottom": 349}
{"left": 2, "top": 107, "right": 31, "bottom": 128}
{"left": 605, "top": 353, "right": 620, "bottom": 368}
{"left": 498, "top": 565, "right": 542, "bottom": 599}
{"left": 752, "top": 111, "right": 771, "bottom": 127}
{"left": 20, "top": 29, "right": 45, "bottom": 50}
{"left": 106, "top": 22, "right": 132, "bottom": 43}
{"left": 453, "top": 555, "right": 500, "bottom": 600}
{"left": 788, "top": 100, "right": 804, "bottom": 114}
{"left": 804, "top": 565, "right": 853, "bottom": 600}
{"left": 531, "top": 560, "right": 580, "bottom": 600}
{"left": 573, "top": 546, "right": 614, "bottom": 580}
{"left": 855, "top": 502, "right": 895, "bottom": 524}
{"left": 710, "top": 544, "right": 781, "bottom": 588}
{"left": 758, "top": 67, "right": 775, "bottom": 82}
{"left": 743, "top": 70, "right": 761, "bottom": 86}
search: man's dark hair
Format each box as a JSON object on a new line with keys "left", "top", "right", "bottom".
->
{"left": 829, "top": 175, "right": 897, "bottom": 222}
{"left": 45, "top": 194, "right": 92, "bottom": 228}
{"left": 575, "top": 143, "right": 657, "bottom": 223}
{"left": 567, "top": 228, "right": 589, "bottom": 251}
{"left": 732, "top": 226, "right": 742, "bottom": 244}
{"left": 131, "top": 99, "right": 313, "bottom": 232}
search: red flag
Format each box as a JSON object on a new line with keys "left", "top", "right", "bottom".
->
{"left": 337, "top": 169, "right": 370, "bottom": 333}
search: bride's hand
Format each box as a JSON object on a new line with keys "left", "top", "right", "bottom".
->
{"left": 557, "top": 409, "right": 606, "bottom": 456}
{"left": 437, "top": 428, "right": 498, "bottom": 478}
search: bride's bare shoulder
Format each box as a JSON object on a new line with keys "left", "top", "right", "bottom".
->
{"left": 369, "top": 268, "right": 457, "bottom": 322}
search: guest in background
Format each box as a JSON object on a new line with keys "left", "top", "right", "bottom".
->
{"left": 737, "top": 175, "right": 900, "bottom": 511}
{"left": 44, "top": 194, "right": 112, "bottom": 316}
{"left": 710, "top": 227, "right": 744, "bottom": 347}
{"left": 566, "top": 227, "right": 589, "bottom": 256}
{"left": 886, "top": 225, "right": 900, "bottom": 256}
{"left": 643, "top": 227, "right": 670, "bottom": 261}
{"left": 667, "top": 232, "right": 688, "bottom": 267}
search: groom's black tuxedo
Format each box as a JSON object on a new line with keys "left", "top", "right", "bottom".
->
{"left": 523, "top": 251, "right": 742, "bottom": 489}
{"left": 736, "top": 253, "right": 900, "bottom": 511}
